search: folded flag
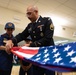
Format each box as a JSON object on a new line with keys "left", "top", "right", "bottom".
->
{"left": 11, "top": 42, "right": 76, "bottom": 72}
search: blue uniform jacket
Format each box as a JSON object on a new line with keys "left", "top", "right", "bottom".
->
{"left": 0, "top": 33, "right": 13, "bottom": 70}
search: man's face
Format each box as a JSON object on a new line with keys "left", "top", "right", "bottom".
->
{"left": 26, "top": 9, "right": 37, "bottom": 22}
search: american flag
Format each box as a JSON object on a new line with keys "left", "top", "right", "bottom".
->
{"left": 11, "top": 42, "right": 76, "bottom": 72}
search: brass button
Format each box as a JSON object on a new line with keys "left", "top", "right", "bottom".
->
{"left": 34, "top": 36, "right": 36, "bottom": 38}
{"left": 33, "top": 31, "right": 35, "bottom": 33}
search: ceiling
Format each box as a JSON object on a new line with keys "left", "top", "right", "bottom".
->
{"left": 0, "top": 0, "right": 76, "bottom": 29}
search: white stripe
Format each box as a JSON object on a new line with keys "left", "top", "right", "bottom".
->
{"left": 14, "top": 51, "right": 34, "bottom": 59}
{"left": 21, "top": 46, "right": 39, "bottom": 50}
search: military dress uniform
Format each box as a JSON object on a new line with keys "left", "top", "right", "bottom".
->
{"left": 12, "top": 16, "right": 55, "bottom": 75}
{"left": 0, "top": 33, "right": 14, "bottom": 75}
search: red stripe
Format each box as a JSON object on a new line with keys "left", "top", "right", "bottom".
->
{"left": 19, "top": 48, "right": 38, "bottom": 55}
{"left": 11, "top": 50, "right": 24, "bottom": 59}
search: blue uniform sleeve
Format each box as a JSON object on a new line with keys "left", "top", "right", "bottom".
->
{"left": 12, "top": 25, "right": 30, "bottom": 44}
{"left": 0, "top": 35, "right": 3, "bottom": 46}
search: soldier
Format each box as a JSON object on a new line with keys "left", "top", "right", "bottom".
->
{"left": 6, "top": 5, "right": 55, "bottom": 75}
{"left": 0, "top": 22, "right": 15, "bottom": 75}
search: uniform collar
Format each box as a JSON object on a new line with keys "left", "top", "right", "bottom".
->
{"left": 30, "top": 16, "right": 42, "bottom": 24}
{"left": 35, "top": 15, "right": 40, "bottom": 23}
{"left": 5, "top": 33, "right": 13, "bottom": 38}
{"left": 31, "top": 15, "right": 40, "bottom": 24}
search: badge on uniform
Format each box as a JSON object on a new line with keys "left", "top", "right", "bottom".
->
{"left": 50, "top": 23, "right": 54, "bottom": 30}
{"left": 8, "top": 23, "right": 12, "bottom": 27}
{"left": 37, "top": 25, "right": 44, "bottom": 31}
{"left": 3, "top": 38, "right": 7, "bottom": 43}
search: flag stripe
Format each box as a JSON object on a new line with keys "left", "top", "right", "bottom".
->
{"left": 19, "top": 49, "right": 38, "bottom": 55}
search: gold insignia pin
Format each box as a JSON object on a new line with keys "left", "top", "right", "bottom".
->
{"left": 3, "top": 38, "right": 7, "bottom": 43}
{"left": 50, "top": 24, "right": 54, "bottom": 30}
{"left": 38, "top": 20, "right": 41, "bottom": 22}
{"left": 8, "top": 23, "right": 12, "bottom": 27}
{"left": 40, "top": 32, "right": 44, "bottom": 37}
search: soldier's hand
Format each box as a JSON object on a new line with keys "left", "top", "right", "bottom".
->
{"left": 24, "top": 43, "right": 30, "bottom": 47}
